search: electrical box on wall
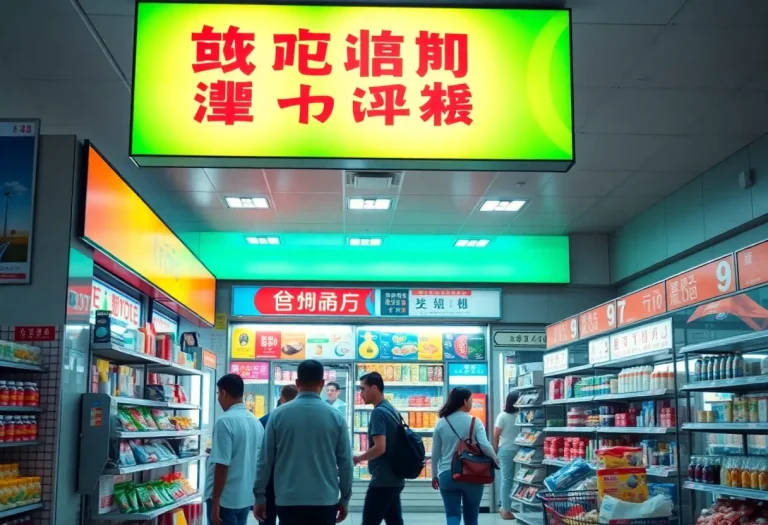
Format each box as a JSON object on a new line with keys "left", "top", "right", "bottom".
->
{"left": 739, "top": 169, "right": 755, "bottom": 189}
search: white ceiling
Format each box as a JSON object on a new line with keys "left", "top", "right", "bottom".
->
{"left": 1, "top": 0, "right": 767, "bottom": 237}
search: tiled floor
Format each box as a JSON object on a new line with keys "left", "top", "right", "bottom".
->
{"left": 247, "top": 513, "right": 522, "bottom": 524}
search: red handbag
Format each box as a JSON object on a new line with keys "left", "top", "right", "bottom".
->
{"left": 446, "top": 416, "right": 495, "bottom": 484}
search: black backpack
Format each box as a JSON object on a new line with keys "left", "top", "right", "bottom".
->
{"left": 380, "top": 405, "right": 427, "bottom": 479}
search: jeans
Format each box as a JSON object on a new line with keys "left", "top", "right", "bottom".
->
{"left": 362, "top": 486, "right": 404, "bottom": 525}
{"left": 205, "top": 499, "right": 251, "bottom": 525}
{"left": 498, "top": 448, "right": 516, "bottom": 512}
{"left": 438, "top": 470, "right": 485, "bottom": 525}
{"left": 276, "top": 505, "right": 338, "bottom": 525}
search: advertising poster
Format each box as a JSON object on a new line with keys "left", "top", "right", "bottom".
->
{"left": 230, "top": 324, "right": 354, "bottom": 360}
{"left": 229, "top": 361, "right": 269, "bottom": 381}
{"left": 0, "top": 120, "right": 38, "bottom": 284}
{"left": 470, "top": 393, "right": 487, "bottom": 424}
{"left": 442, "top": 332, "right": 486, "bottom": 360}
{"left": 91, "top": 279, "right": 142, "bottom": 330}
{"left": 357, "top": 327, "right": 480, "bottom": 361}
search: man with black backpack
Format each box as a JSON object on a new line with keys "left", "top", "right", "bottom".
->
{"left": 354, "top": 371, "right": 425, "bottom": 525}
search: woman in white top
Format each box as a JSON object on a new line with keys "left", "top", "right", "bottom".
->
{"left": 431, "top": 387, "right": 499, "bottom": 525}
{"left": 493, "top": 392, "right": 520, "bottom": 520}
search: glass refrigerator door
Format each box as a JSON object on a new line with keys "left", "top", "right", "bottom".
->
{"left": 447, "top": 362, "right": 489, "bottom": 427}
{"left": 272, "top": 361, "right": 353, "bottom": 428}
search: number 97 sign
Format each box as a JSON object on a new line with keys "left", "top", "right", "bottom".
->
{"left": 665, "top": 254, "right": 736, "bottom": 312}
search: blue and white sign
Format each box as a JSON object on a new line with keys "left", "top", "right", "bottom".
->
{"left": 448, "top": 362, "right": 489, "bottom": 386}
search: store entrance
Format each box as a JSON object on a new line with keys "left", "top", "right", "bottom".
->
{"left": 273, "top": 360, "right": 353, "bottom": 425}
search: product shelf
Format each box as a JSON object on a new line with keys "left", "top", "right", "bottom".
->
{"left": 543, "top": 397, "right": 593, "bottom": 405}
{"left": 90, "top": 492, "right": 201, "bottom": 521}
{"left": 515, "top": 404, "right": 543, "bottom": 409}
{"left": 592, "top": 349, "right": 675, "bottom": 369}
{"left": 543, "top": 363, "right": 593, "bottom": 378}
{"left": 682, "top": 422, "right": 768, "bottom": 433}
{"left": 103, "top": 455, "right": 205, "bottom": 475}
{"left": 509, "top": 385, "right": 543, "bottom": 392}
{"left": 0, "top": 502, "right": 43, "bottom": 519}
{"left": 514, "top": 511, "right": 544, "bottom": 525}
{"left": 513, "top": 458, "right": 543, "bottom": 467}
{"left": 543, "top": 427, "right": 596, "bottom": 434}
{"left": 353, "top": 405, "right": 438, "bottom": 412}
{"left": 683, "top": 481, "right": 768, "bottom": 501}
{"left": 680, "top": 376, "right": 768, "bottom": 393}
{"left": 541, "top": 458, "right": 674, "bottom": 477}
{"left": 596, "top": 426, "right": 676, "bottom": 435}
{"left": 112, "top": 397, "right": 199, "bottom": 410}
{"left": 680, "top": 331, "right": 768, "bottom": 355}
{"left": 0, "top": 361, "right": 45, "bottom": 373}
{"left": 593, "top": 389, "right": 677, "bottom": 401}
{"left": 114, "top": 430, "right": 203, "bottom": 439}
{"left": 0, "top": 406, "right": 42, "bottom": 413}
{"left": 91, "top": 343, "right": 169, "bottom": 366}
{"left": 513, "top": 478, "right": 544, "bottom": 487}
{"left": 147, "top": 362, "right": 203, "bottom": 376}
{"left": 379, "top": 381, "right": 444, "bottom": 387}
{"left": 542, "top": 458, "right": 570, "bottom": 467}
{"left": 511, "top": 495, "right": 541, "bottom": 507}
{"left": 0, "top": 441, "right": 40, "bottom": 448}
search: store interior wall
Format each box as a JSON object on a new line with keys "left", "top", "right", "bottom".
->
{"left": 610, "top": 132, "right": 768, "bottom": 288}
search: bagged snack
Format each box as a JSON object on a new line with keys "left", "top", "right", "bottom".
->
{"left": 138, "top": 408, "right": 158, "bottom": 430}
{"left": 145, "top": 483, "right": 164, "bottom": 507}
{"left": 599, "top": 494, "right": 673, "bottom": 521}
{"left": 126, "top": 486, "right": 140, "bottom": 513}
{"left": 150, "top": 409, "right": 174, "bottom": 431}
{"left": 129, "top": 440, "right": 158, "bottom": 464}
{"left": 149, "top": 439, "right": 178, "bottom": 461}
{"left": 114, "top": 484, "right": 131, "bottom": 514}
{"left": 152, "top": 481, "right": 174, "bottom": 505}
{"left": 126, "top": 408, "right": 150, "bottom": 431}
{"left": 165, "top": 478, "right": 186, "bottom": 500}
{"left": 119, "top": 441, "right": 137, "bottom": 466}
{"left": 134, "top": 484, "right": 154, "bottom": 511}
{"left": 648, "top": 482, "right": 677, "bottom": 505}
{"left": 595, "top": 446, "right": 644, "bottom": 468}
{"left": 116, "top": 409, "right": 138, "bottom": 432}
{"left": 145, "top": 384, "right": 174, "bottom": 402}
{"left": 544, "top": 457, "right": 593, "bottom": 491}
{"left": 176, "top": 437, "right": 199, "bottom": 458}
{"left": 597, "top": 467, "right": 649, "bottom": 503}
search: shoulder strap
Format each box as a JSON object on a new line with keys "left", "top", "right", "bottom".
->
{"left": 445, "top": 415, "right": 472, "bottom": 443}
{"left": 378, "top": 403, "right": 406, "bottom": 427}
{"left": 468, "top": 417, "right": 477, "bottom": 445}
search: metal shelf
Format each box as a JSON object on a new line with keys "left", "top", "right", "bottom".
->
{"left": 543, "top": 458, "right": 569, "bottom": 467}
{"left": 114, "top": 430, "right": 202, "bottom": 439}
{"left": 511, "top": 495, "right": 541, "bottom": 507}
{"left": 514, "top": 511, "right": 544, "bottom": 525}
{"left": 514, "top": 478, "right": 544, "bottom": 487}
{"left": 113, "top": 397, "right": 200, "bottom": 410}
{"left": 682, "top": 422, "right": 768, "bottom": 434}
{"left": 353, "top": 406, "right": 439, "bottom": 412}
{"left": 596, "top": 426, "right": 676, "bottom": 435}
{"left": 593, "top": 349, "right": 675, "bottom": 369}
{"left": 513, "top": 458, "right": 543, "bottom": 467}
{"left": 593, "top": 389, "right": 676, "bottom": 401}
{"left": 104, "top": 455, "right": 205, "bottom": 475}
{"left": 90, "top": 493, "right": 201, "bottom": 521}
{"left": 0, "top": 440, "right": 40, "bottom": 448}
{"left": 0, "top": 502, "right": 43, "bottom": 519}
{"left": 0, "top": 406, "right": 42, "bottom": 413}
{"left": 543, "top": 363, "right": 593, "bottom": 378}
{"left": 147, "top": 362, "right": 202, "bottom": 376}
{"left": 0, "top": 361, "right": 45, "bottom": 372}
{"left": 544, "top": 397, "right": 593, "bottom": 405}
{"left": 544, "top": 427, "right": 595, "bottom": 434}
{"left": 647, "top": 467, "right": 679, "bottom": 478}
{"left": 91, "top": 343, "right": 169, "bottom": 366}
{"left": 680, "top": 331, "right": 768, "bottom": 355}
{"left": 510, "top": 385, "right": 544, "bottom": 392}
{"left": 681, "top": 375, "right": 768, "bottom": 393}
{"left": 683, "top": 481, "right": 768, "bottom": 501}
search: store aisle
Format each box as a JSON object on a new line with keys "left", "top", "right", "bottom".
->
{"left": 246, "top": 513, "right": 519, "bottom": 524}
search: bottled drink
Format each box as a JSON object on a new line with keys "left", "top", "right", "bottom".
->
{"left": 726, "top": 356, "right": 733, "bottom": 379}
{"left": 688, "top": 457, "right": 697, "bottom": 481}
{"left": 694, "top": 359, "right": 703, "bottom": 381}
{"left": 703, "top": 458, "right": 714, "bottom": 484}
{"left": 695, "top": 458, "right": 705, "bottom": 483}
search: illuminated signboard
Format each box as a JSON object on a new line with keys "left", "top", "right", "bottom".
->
{"left": 130, "top": 2, "right": 574, "bottom": 171}
{"left": 82, "top": 143, "right": 216, "bottom": 325}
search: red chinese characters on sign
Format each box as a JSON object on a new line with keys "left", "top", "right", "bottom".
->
{"left": 738, "top": 240, "right": 768, "bottom": 290}
{"left": 273, "top": 29, "right": 332, "bottom": 75}
{"left": 353, "top": 85, "right": 410, "bottom": 125}
{"left": 255, "top": 331, "right": 281, "bottom": 359}
{"left": 545, "top": 317, "right": 578, "bottom": 349}
{"left": 14, "top": 326, "right": 56, "bottom": 342}
{"left": 229, "top": 361, "right": 269, "bottom": 381}
{"left": 278, "top": 84, "right": 335, "bottom": 124}
{"left": 345, "top": 30, "right": 404, "bottom": 77}
{"left": 412, "top": 289, "right": 470, "bottom": 296}
{"left": 420, "top": 82, "right": 473, "bottom": 126}
{"left": 416, "top": 31, "right": 468, "bottom": 78}
{"left": 253, "top": 287, "right": 375, "bottom": 316}
{"left": 665, "top": 255, "right": 735, "bottom": 312}
{"left": 616, "top": 282, "right": 666, "bottom": 327}
{"left": 578, "top": 301, "right": 617, "bottom": 340}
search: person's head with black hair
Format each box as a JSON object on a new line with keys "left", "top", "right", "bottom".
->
{"left": 504, "top": 391, "right": 520, "bottom": 414}
{"left": 359, "top": 372, "right": 385, "bottom": 406}
{"left": 279, "top": 384, "right": 298, "bottom": 405}
{"left": 438, "top": 387, "right": 472, "bottom": 419}
{"left": 326, "top": 381, "right": 342, "bottom": 403}
{"left": 296, "top": 359, "right": 325, "bottom": 393}
{"left": 217, "top": 373, "right": 244, "bottom": 411}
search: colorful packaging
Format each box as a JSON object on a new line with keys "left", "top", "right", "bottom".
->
{"left": 597, "top": 467, "right": 649, "bottom": 503}
{"left": 544, "top": 457, "right": 592, "bottom": 491}
{"left": 595, "top": 447, "right": 645, "bottom": 469}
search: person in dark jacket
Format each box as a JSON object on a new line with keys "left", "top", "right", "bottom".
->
{"left": 257, "top": 384, "right": 298, "bottom": 525}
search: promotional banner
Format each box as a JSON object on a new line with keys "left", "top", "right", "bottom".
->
{"left": 609, "top": 318, "right": 673, "bottom": 360}
{"left": 82, "top": 143, "right": 216, "bottom": 325}
{"left": 378, "top": 288, "right": 501, "bottom": 319}
{"left": 131, "top": 3, "right": 574, "bottom": 172}
{"left": 152, "top": 311, "right": 179, "bottom": 335}
{"left": 356, "top": 327, "right": 485, "bottom": 361}
{"left": 578, "top": 301, "right": 616, "bottom": 339}
{"left": 229, "top": 361, "right": 269, "bottom": 381}
{"left": 0, "top": 120, "right": 38, "bottom": 284}
{"left": 492, "top": 331, "right": 546, "bottom": 348}
{"left": 665, "top": 255, "right": 735, "bottom": 312}
{"left": 91, "top": 279, "right": 142, "bottom": 330}
{"left": 546, "top": 317, "right": 578, "bottom": 349}
{"left": 737, "top": 240, "right": 768, "bottom": 290}
{"left": 230, "top": 324, "right": 355, "bottom": 360}
{"left": 448, "top": 362, "right": 489, "bottom": 386}
{"left": 616, "top": 282, "right": 667, "bottom": 327}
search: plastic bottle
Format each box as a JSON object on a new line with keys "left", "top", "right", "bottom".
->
{"left": 708, "top": 358, "right": 716, "bottom": 381}
{"left": 726, "top": 355, "right": 733, "bottom": 379}
{"left": 695, "top": 458, "right": 705, "bottom": 483}
{"left": 735, "top": 355, "right": 745, "bottom": 378}
{"left": 14, "top": 416, "right": 23, "bottom": 442}
{"left": 688, "top": 457, "right": 697, "bottom": 481}
{"left": 719, "top": 357, "right": 728, "bottom": 382}
{"left": 28, "top": 416, "right": 37, "bottom": 441}
{"left": 703, "top": 458, "right": 714, "bottom": 484}
{"left": 694, "top": 359, "right": 703, "bottom": 381}
{"left": 714, "top": 356, "right": 722, "bottom": 380}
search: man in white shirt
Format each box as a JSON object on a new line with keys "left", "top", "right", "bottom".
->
{"left": 205, "top": 373, "right": 264, "bottom": 525}
{"left": 325, "top": 381, "right": 347, "bottom": 414}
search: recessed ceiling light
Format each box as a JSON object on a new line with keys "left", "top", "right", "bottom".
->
{"left": 348, "top": 198, "right": 392, "bottom": 210}
{"left": 226, "top": 197, "right": 269, "bottom": 209}
{"left": 455, "top": 239, "right": 490, "bottom": 248}
{"left": 480, "top": 199, "right": 526, "bottom": 212}
{"left": 245, "top": 236, "right": 280, "bottom": 245}
{"left": 348, "top": 237, "right": 382, "bottom": 246}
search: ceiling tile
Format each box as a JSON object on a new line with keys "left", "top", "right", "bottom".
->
{"left": 510, "top": 197, "right": 600, "bottom": 227}
{"left": 581, "top": 88, "right": 725, "bottom": 135}
{"left": 685, "top": 91, "right": 768, "bottom": 136}
{"left": 390, "top": 225, "right": 460, "bottom": 234}
{"left": 573, "top": 134, "right": 665, "bottom": 171}
{"left": 574, "top": 87, "right": 615, "bottom": 131}
{"left": 271, "top": 192, "right": 342, "bottom": 211}
{"left": 568, "top": 0, "right": 686, "bottom": 24}
{"left": 541, "top": 171, "right": 632, "bottom": 197}
{"left": 610, "top": 171, "right": 700, "bottom": 198}
{"left": 483, "top": 172, "right": 553, "bottom": 197}
{"left": 571, "top": 25, "right": 663, "bottom": 87}
{"left": 461, "top": 212, "right": 522, "bottom": 227}
{"left": 458, "top": 225, "right": 516, "bottom": 236}
{"left": 671, "top": 0, "right": 768, "bottom": 27}
{"left": 344, "top": 223, "right": 391, "bottom": 235}
{"left": 168, "top": 222, "right": 211, "bottom": 233}
{"left": 640, "top": 135, "right": 756, "bottom": 172}
{"left": 399, "top": 171, "right": 494, "bottom": 196}
{"left": 90, "top": 15, "right": 134, "bottom": 80}
{"left": 281, "top": 223, "right": 340, "bottom": 233}
{"left": 204, "top": 169, "right": 269, "bottom": 193}
{"left": 570, "top": 195, "right": 661, "bottom": 232}
{"left": 264, "top": 169, "right": 343, "bottom": 193}
{"left": 396, "top": 194, "right": 480, "bottom": 213}
{"left": 508, "top": 226, "right": 570, "bottom": 235}
{"left": 278, "top": 209, "right": 343, "bottom": 223}
{"left": 143, "top": 191, "right": 224, "bottom": 210}
{"left": 199, "top": 208, "right": 278, "bottom": 223}
{"left": 79, "top": 0, "right": 135, "bottom": 15}
{"left": 132, "top": 168, "right": 215, "bottom": 193}
{"left": 390, "top": 211, "right": 466, "bottom": 226}
{"left": 346, "top": 210, "right": 396, "bottom": 226}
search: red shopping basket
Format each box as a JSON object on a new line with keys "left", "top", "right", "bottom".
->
{"left": 536, "top": 490, "right": 670, "bottom": 525}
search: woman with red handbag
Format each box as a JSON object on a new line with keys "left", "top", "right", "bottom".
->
{"left": 431, "top": 387, "right": 499, "bottom": 525}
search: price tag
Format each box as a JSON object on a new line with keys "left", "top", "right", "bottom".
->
{"left": 609, "top": 318, "right": 673, "bottom": 360}
{"left": 588, "top": 337, "right": 610, "bottom": 364}
{"left": 545, "top": 317, "right": 578, "bottom": 349}
{"left": 543, "top": 348, "right": 569, "bottom": 374}
{"left": 665, "top": 254, "right": 735, "bottom": 312}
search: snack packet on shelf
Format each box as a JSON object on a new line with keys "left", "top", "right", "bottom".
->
{"left": 596, "top": 467, "right": 649, "bottom": 504}
{"left": 116, "top": 409, "right": 139, "bottom": 432}
{"left": 595, "top": 446, "right": 645, "bottom": 468}
{"left": 138, "top": 408, "right": 159, "bottom": 430}
{"left": 150, "top": 409, "right": 174, "bottom": 431}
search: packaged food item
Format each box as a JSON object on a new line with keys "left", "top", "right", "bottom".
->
{"left": 114, "top": 484, "right": 132, "bottom": 513}
{"left": 134, "top": 484, "right": 155, "bottom": 511}
{"left": 597, "top": 467, "right": 649, "bottom": 503}
{"left": 544, "top": 457, "right": 593, "bottom": 491}
{"left": 119, "top": 441, "right": 137, "bottom": 466}
{"left": 139, "top": 408, "right": 159, "bottom": 430}
{"left": 595, "top": 447, "right": 644, "bottom": 468}
{"left": 648, "top": 482, "right": 677, "bottom": 505}
{"left": 151, "top": 409, "right": 174, "bottom": 431}
{"left": 117, "top": 409, "right": 139, "bottom": 432}
{"left": 126, "top": 486, "right": 141, "bottom": 513}
{"left": 126, "top": 408, "right": 150, "bottom": 431}
{"left": 145, "top": 483, "right": 164, "bottom": 507}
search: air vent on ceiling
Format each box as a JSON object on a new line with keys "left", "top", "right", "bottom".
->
{"left": 344, "top": 170, "right": 403, "bottom": 191}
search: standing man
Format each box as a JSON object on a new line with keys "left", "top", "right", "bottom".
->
{"left": 325, "top": 381, "right": 347, "bottom": 413}
{"left": 205, "top": 373, "right": 264, "bottom": 525}
{"left": 254, "top": 360, "right": 353, "bottom": 525}
{"left": 354, "top": 372, "right": 405, "bottom": 525}
{"left": 257, "top": 384, "right": 298, "bottom": 525}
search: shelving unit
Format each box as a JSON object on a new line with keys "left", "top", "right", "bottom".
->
{"left": 89, "top": 493, "right": 202, "bottom": 522}
{"left": 0, "top": 503, "right": 44, "bottom": 519}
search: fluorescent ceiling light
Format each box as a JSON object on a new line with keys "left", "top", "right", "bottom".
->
{"left": 348, "top": 198, "right": 392, "bottom": 210}
{"left": 348, "top": 238, "right": 382, "bottom": 246}
{"left": 226, "top": 197, "right": 269, "bottom": 209}
{"left": 480, "top": 199, "right": 526, "bottom": 212}
{"left": 246, "top": 236, "right": 280, "bottom": 245}
{"left": 455, "top": 239, "right": 490, "bottom": 248}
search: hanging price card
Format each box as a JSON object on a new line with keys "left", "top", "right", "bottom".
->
{"left": 665, "top": 254, "right": 735, "bottom": 312}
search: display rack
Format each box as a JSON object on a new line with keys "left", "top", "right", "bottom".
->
{"left": 79, "top": 340, "right": 204, "bottom": 521}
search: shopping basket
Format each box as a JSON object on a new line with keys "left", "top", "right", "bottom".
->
{"left": 536, "top": 490, "right": 671, "bottom": 525}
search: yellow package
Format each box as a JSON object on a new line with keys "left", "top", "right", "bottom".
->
{"left": 595, "top": 447, "right": 644, "bottom": 468}
{"left": 393, "top": 364, "right": 402, "bottom": 381}
{"left": 597, "top": 468, "right": 649, "bottom": 503}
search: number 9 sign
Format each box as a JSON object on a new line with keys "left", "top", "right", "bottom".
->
{"left": 716, "top": 259, "right": 733, "bottom": 292}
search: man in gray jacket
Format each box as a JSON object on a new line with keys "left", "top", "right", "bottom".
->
{"left": 254, "top": 359, "right": 353, "bottom": 524}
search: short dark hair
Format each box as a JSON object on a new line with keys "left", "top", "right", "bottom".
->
{"left": 504, "top": 391, "right": 520, "bottom": 414}
{"left": 297, "top": 359, "right": 324, "bottom": 385}
{"left": 327, "top": 381, "right": 341, "bottom": 391}
{"left": 280, "top": 384, "right": 298, "bottom": 401}
{"left": 217, "top": 373, "right": 244, "bottom": 398}
{"left": 360, "top": 372, "right": 385, "bottom": 393}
